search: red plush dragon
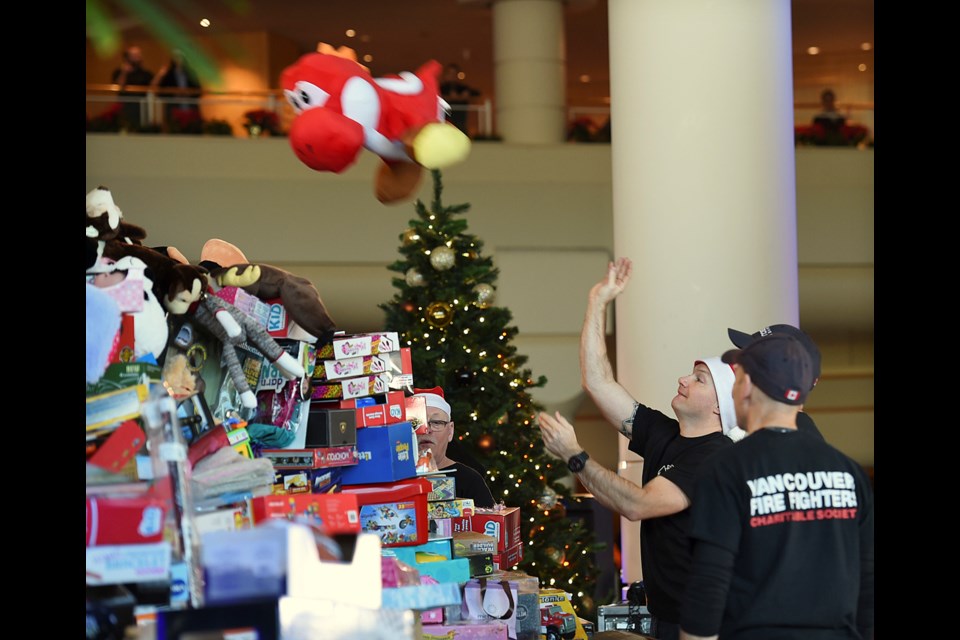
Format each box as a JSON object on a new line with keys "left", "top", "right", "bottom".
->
{"left": 280, "top": 44, "right": 471, "bottom": 204}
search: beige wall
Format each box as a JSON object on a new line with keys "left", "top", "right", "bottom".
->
{"left": 86, "top": 135, "right": 873, "bottom": 466}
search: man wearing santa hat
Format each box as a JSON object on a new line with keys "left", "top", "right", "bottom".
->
{"left": 412, "top": 386, "right": 495, "bottom": 508}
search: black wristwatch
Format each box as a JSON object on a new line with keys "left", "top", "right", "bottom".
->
{"left": 567, "top": 451, "right": 589, "bottom": 473}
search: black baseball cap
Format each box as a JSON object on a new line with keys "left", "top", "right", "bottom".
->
{"left": 722, "top": 334, "right": 814, "bottom": 406}
{"left": 727, "top": 324, "right": 821, "bottom": 383}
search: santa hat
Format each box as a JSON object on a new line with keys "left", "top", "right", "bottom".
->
{"left": 696, "top": 357, "right": 745, "bottom": 442}
{"left": 412, "top": 386, "right": 451, "bottom": 417}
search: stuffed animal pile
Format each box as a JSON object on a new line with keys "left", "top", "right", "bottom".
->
{"left": 85, "top": 186, "right": 338, "bottom": 419}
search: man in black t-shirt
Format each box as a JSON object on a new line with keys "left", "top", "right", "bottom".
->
{"left": 537, "top": 258, "right": 739, "bottom": 640}
{"left": 679, "top": 334, "right": 873, "bottom": 640}
{"left": 726, "top": 323, "right": 826, "bottom": 442}
{"left": 412, "top": 386, "right": 495, "bottom": 508}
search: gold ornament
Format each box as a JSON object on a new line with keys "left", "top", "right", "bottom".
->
{"left": 473, "top": 283, "right": 495, "bottom": 308}
{"left": 426, "top": 301, "right": 454, "bottom": 327}
{"left": 401, "top": 228, "right": 420, "bottom": 246}
{"left": 430, "top": 246, "right": 456, "bottom": 271}
{"left": 405, "top": 268, "right": 425, "bottom": 287}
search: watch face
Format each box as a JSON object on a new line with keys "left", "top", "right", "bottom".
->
{"left": 568, "top": 452, "right": 587, "bottom": 473}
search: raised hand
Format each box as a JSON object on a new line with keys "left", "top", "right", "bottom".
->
{"left": 537, "top": 411, "right": 582, "bottom": 461}
{"left": 589, "top": 257, "right": 632, "bottom": 308}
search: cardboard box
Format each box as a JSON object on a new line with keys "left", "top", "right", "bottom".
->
{"left": 466, "top": 553, "right": 495, "bottom": 578}
{"left": 86, "top": 492, "right": 168, "bottom": 546}
{"left": 492, "top": 542, "right": 524, "bottom": 571}
{"left": 339, "top": 390, "right": 404, "bottom": 410}
{"left": 272, "top": 469, "right": 312, "bottom": 494}
{"left": 427, "top": 475, "right": 457, "bottom": 501}
{"left": 310, "top": 373, "right": 390, "bottom": 401}
{"left": 317, "top": 332, "right": 401, "bottom": 360}
{"left": 429, "top": 517, "right": 453, "bottom": 539}
{"left": 471, "top": 507, "right": 522, "bottom": 553}
{"left": 453, "top": 531, "right": 499, "bottom": 557}
{"left": 202, "top": 524, "right": 383, "bottom": 609}
{"left": 421, "top": 621, "right": 509, "bottom": 639}
{"left": 316, "top": 347, "right": 412, "bottom": 381}
{"left": 260, "top": 445, "right": 359, "bottom": 470}
{"left": 309, "top": 467, "right": 344, "bottom": 493}
{"left": 250, "top": 492, "right": 361, "bottom": 535}
{"left": 452, "top": 515, "right": 474, "bottom": 534}
{"left": 304, "top": 407, "right": 357, "bottom": 447}
{"left": 405, "top": 395, "right": 428, "bottom": 431}
{"left": 382, "top": 538, "right": 453, "bottom": 565}
{"left": 340, "top": 422, "right": 418, "bottom": 485}
{"left": 341, "top": 476, "right": 433, "bottom": 547}
{"left": 538, "top": 589, "right": 589, "bottom": 640}
{"left": 193, "top": 499, "right": 254, "bottom": 535}
{"left": 430, "top": 499, "right": 476, "bottom": 519}
{"left": 86, "top": 542, "right": 171, "bottom": 586}
{"left": 214, "top": 286, "right": 270, "bottom": 328}
{"left": 338, "top": 390, "right": 407, "bottom": 425}
{"left": 86, "top": 361, "right": 163, "bottom": 396}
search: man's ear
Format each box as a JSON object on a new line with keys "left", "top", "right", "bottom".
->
{"left": 447, "top": 421, "right": 455, "bottom": 442}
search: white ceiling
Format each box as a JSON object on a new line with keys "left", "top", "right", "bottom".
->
{"left": 96, "top": 0, "right": 874, "bottom": 106}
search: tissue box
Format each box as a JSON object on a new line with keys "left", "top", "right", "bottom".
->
{"left": 304, "top": 407, "right": 357, "bottom": 447}
{"left": 340, "top": 422, "right": 418, "bottom": 485}
{"left": 342, "top": 476, "right": 433, "bottom": 547}
{"left": 251, "top": 492, "right": 361, "bottom": 535}
{"left": 471, "top": 507, "right": 522, "bottom": 553}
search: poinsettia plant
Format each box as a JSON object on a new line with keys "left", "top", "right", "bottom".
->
{"left": 243, "top": 108, "right": 281, "bottom": 136}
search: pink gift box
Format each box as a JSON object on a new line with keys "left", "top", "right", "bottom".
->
{"left": 421, "top": 620, "right": 509, "bottom": 639}
{"left": 420, "top": 575, "right": 445, "bottom": 624}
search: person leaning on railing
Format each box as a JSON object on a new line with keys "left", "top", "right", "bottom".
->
{"left": 111, "top": 46, "right": 154, "bottom": 130}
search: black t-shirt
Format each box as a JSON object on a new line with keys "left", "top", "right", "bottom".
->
{"left": 684, "top": 428, "right": 874, "bottom": 638}
{"left": 797, "top": 411, "right": 825, "bottom": 441}
{"left": 440, "top": 461, "right": 495, "bottom": 508}
{"left": 627, "top": 403, "right": 732, "bottom": 623}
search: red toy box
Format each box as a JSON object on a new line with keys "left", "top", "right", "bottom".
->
{"left": 341, "top": 477, "right": 433, "bottom": 547}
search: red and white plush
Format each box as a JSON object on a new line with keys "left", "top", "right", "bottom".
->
{"left": 280, "top": 44, "right": 471, "bottom": 204}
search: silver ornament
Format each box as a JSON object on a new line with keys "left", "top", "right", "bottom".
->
{"left": 473, "top": 283, "right": 495, "bottom": 308}
{"left": 405, "top": 268, "right": 425, "bottom": 287}
{"left": 430, "top": 246, "right": 456, "bottom": 271}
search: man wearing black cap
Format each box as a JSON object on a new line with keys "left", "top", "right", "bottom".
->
{"left": 727, "top": 323, "right": 825, "bottom": 442}
{"left": 679, "top": 334, "right": 874, "bottom": 640}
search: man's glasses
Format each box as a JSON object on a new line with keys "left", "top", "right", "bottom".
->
{"left": 426, "top": 420, "right": 452, "bottom": 432}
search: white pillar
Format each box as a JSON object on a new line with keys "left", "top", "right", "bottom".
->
{"left": 492, "top": 0, "right": 566, "bottom": 143}
{"left": 608, "top": 0, "right": 800, "bottom": 584}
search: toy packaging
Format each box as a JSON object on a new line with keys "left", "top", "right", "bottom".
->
{"left": 471, "top": 506, "right": 522, "bottom": 553}
{"left": 537, "top": 589, "right": 589, "bottom": 640}
{"left": 341, "top": 476, "right": 432, "bottom": 547}
{"left": 250, "top": 492, "right": 361, "bottom": 535}
{"left": 340, "top": 421, "right": 418, "bottom": 485}
{"left": 304, "top": 407, "right": 357, "bottom": 446}
{"left": 259, "top": 445, "right": 359, "bottom": 470}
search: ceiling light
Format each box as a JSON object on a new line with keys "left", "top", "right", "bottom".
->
{"left": 200, "top": 18, "right": 210, "bottom": 28}
{"left": 860, "top": 42, "right": 872, "bottom": 51}
{"left": 858, "top": 64, "right": 867, "bottom": 72}
{"left": 806, "top": 46, "right": 820, "bottom": 55}
{"left": 345, "top": 29, "right": 356, "bottom": 37}
{"left": 363, "top": 54, "right": 373, "bottom": 63}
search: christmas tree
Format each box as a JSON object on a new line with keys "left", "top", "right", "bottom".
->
{"left": 380, "top": 170, "right": 607, "bottom": 616}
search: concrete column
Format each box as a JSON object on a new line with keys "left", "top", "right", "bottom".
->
{"left": 607, "top": 0, "right": 799, "bottom": 584}
{"left": 492, "top": 0, "right": 566, "bottom": 143}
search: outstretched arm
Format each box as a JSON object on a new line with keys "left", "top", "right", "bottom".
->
{"left": 581, "top": 258, "right": 641, "bottom": 437}
{"left": 537, "top": 411, "right": 689, "bottom": 520}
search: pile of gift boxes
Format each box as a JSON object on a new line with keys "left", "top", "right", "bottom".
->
{"left": 86, "top": 285, "right": 590, "bottom": 639}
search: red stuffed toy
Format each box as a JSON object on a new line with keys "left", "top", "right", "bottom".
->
{"left": 280, "top": 44, "right": 471, "bottom": 204}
